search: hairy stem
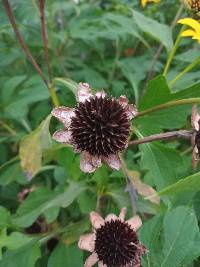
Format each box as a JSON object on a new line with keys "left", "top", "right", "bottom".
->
{"left": 137, "top": 98, "right": 200, "bottom": 116}
{"left": 129, "top": 130, "right": 192, "bottom": 146}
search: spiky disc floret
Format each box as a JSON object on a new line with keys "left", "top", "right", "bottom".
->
{"left": 70, "top": 96, "right": 130, "bottom": 157}
{"left": 191, "top": 0, "right": 200, "bottom": 11}
{"left": 95, "top": 220, "right": 139, "bottom": 267}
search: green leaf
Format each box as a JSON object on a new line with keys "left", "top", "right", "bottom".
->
{"left": 53, "top": 78, "right": 78, "bottom": 95}
{"left": 0, "top": 207, "right": 11, "bottom": 230}
{"left": 140, "top": 207, "right": 200, "bottom": 267}
{"left": 132, "top": 11, "right": 173, "bottom": 52}
{"left": 0, "top": 240, "right": 41, "bottom": 267}
{"left": 19, "top": 115, "right": 52, "bottom": 179}
{"left": 48, "top": 243, "right": 83, "bottom": 267}
{"left": 154, "top": 171, "right": 200, "bottom": 197}
{"left": 160, "top": 207, "right": 200, "bottom": 267}
{"left": 140, "top": 75, "right": 200, "bottom": 110}
{"left": 135, "top": 128, "right": 183, "bottom": 191}
{"left": 13, "top": 181, "right": 86, "bottom": 227}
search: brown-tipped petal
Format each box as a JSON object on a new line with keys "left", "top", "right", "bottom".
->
{"left": 84, "top": 253, "right": 98, "bottom": 267}
{"left": 191, "top": 105, "right": 200, "bottom": 131}
{"left": 78, "top": 233, "right": 95, "bottom": 252}
{"left": 103, "top": 154, "right": 121, "bottom": 170}
{"left": 77, "top": 82, "right": 92, "bottom": 103}
{"left": 118, "top": 207, "right": 127, "bottom": 221}
{"left": 98, "top": 261, "right": 107, "bottom": 267}
{"left": 118, "top": 96, "right": 138, "bottom": 120}
{"left": 80, "top": 152, "right": 102, "bottom": 173}
{"left": 96, "top": 91, "right": 106, "bottom": 98}
{"left": 126, "top": 215, "right": 142, "bottom": 231}
{"left": 53, "top": 129, "right": 72, "bottom": 144}
{"left": 105, "top": 214, "right": 118, "bottom": 222}
{"left": 51, "top": 107, "right": 74, "bottom": 127}
{"left": 90, "top": 211, "right": 105, "bottom": 229}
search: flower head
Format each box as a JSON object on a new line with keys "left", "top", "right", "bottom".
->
{"left": 51, "top": 83, "right": 137, "bottom": 173}
{"left": 141, "top": 0, "right": 160, "bottom": 8}
{"left": 191, "top": 105, "right": 200, "bottom": 169}
{"left": 178, "top": 18, "right": 200, "bottom": 44}
{"left": 184, "top": 0, "right": 200, "bottom": 13}
{"left": 78, "top": 208, "right": 147, "bottom": 267}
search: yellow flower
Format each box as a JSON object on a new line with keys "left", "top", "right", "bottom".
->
{"left": 141, "top": 0, "right": 160, "bottom": 7}
{"left": 178, "top": 18, "right": 200, "bottom": 44}
{"left": 184, "top": 0, "right": 200, "bottom": 13}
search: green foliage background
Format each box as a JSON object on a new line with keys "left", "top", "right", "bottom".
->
{"left": 0, "top": 0, "right": 200, "bottom": 266}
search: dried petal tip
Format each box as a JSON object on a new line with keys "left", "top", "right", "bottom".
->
{"left": 95, "top": 219, "right": 146, "bottom": 267}
{"left": 77, "top": 82, "right": 92, "bottom": 103}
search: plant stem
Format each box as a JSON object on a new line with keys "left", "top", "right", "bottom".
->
{"left": 2, "top": 0, "right": 48, "bottom": 86}
{"left": 3, "top": 0, "right": 60, "bottom": 107}
{"left": 49, "top": 83, "right": 60, "bottom": 107}
{"left": 137, "top": 98, "right": 200, "bottom": 117}
{"left": 120, "top": 156, "right": 137, "bottom": 215}
{"left": 145, "top": 3, "right": 184, "bottom": 83}
{"left": 0, "top": 120, "right": 16, "bottom": 135}
{"left": 169, "top": 56, "right": 200, "bottom": 86}
{"left": 38, "top": 0, "right": 52, "bottom": 82}
{"left": 129, "top": 130, "right": 192, "bottom": 146}
{"left": 163, "top": 25, "right": 186, "bottom": 77}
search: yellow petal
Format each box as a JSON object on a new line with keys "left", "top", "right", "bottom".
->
{"left": 181, "top": 29, "right": 197, "bottom": 37}
{"left": 178, "top": 18, "right": 200, "bottom": 35}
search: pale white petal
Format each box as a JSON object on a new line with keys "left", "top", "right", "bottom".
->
{"left": 52, "top": 129, "right": 72, "bottom": 144}
{"left": 80, "top": 152, "right": 102, "bottom": 173}
{"left": 84, "top": 253, "right": 98, "bottom": 267}
{"left": 51, "top": 106, "right": 74, "bottom": 127}
{"left": 105, "top": 214, "right": 118, "bottom": 222}
{"left": 78, "top": 233, "right": 95, "bottom": 252}
{"left": 98, "top": 261, "right": 107, "bottom": 267}
{"left": 126, "top": 215, "right": 142, "bottom": 231}
{"left": 90, "top": 211, "right": 105, "bottom": 229}
{"left": 77, "top": 82, "right": 93, "bottom": 103}
{"left": 118, "top": 207, "right": 127, "bottom": 221}
{"left": 103, "top": 154, "right": 121, "bottom": 170}
{"left": 95, "top": 91, "right": 106, "bottom": 98}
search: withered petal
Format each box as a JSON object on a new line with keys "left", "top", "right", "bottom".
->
{"left": 95, "top": 91, "right": 106, "bottom": 98}
{"left": 103, "top": 153, "right": 121, "bottom": 170}
{"left": 118, "top": 95, "right": 138, "bottom": 120}
{"left": 105, "top": 214, "right": 118, "bottom": 222}
{"left": 84, "top": 253, "right": 98, "bottom": 267}
{"left": 78, "top": 233, "right": 95, "bottom": 252}
{"left": 80, "top": 152, "right": 102, "bottom": 173}
{"left": 98, "top": 261, "right": 107, "bottom": 267}
{"left": 90, "top": 211, "right": 105, "bottom": 229}
{"left": 51, "top": 106, "right": 74, "bottom": 127}
{"left": 118, "top": 207, "right": 127, "bottom": 221}
{"left": 77, "top": 82, "right": 93, "bottom": 103}
{"left": 191, "top": 104, "right": 200, "bottom": 131}
{"left": 126, "top": 215, "right": 142, "bottom": 231}
{"left": 52, "top": 129, "right": 72, "bottom": 144}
